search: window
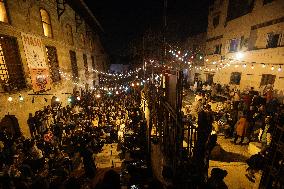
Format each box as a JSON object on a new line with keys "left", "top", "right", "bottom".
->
{"left": 69, "top": 51, "right": 78, "bottom": 81}
{"left": 213, "top": 15, "right": 220, "bottom": 28}
{"left": 260, "top": 74, "right": 276, "bottom": 86}
{"left": 83, "top": 54, "right": 88, "bottom": 78}
{"left": 263, "top": 0, "right": 274, "bottom": 5}
{"left": 214, "top": 44, "right": 222, "bottom": 54}
{"left": 40, "top": 9, "right": 52, "bottom": 38}
{"left": 0, "top": 0, "right": 8, "bottom": 23}
{"left": 267, "top": 33, "right": 280, "bottom": 48}
{"left": 46, "top": 46, "right": 60, "bottom": 82}
{"left": 229, "top": 39, "right": 239, "bottom": 52}
{"left": 0, "top": 35, "right": 26, "bottom": 92}
{"left": 206, "top": 74, "right": 214, "bottom": 85}
{"left": 66, "top": 24, "right": 73, "bottom": 45}
{"left": 89, "top": 38, "right": 94, "bottom": 51}
{"left": 230, "top": 72, "right": 241, "bottom": 85}
{"left": 227, "top": 0, "right": 255, "bottom": 21}
{"left": 91, "top": 56, "right": 95, "bottom": 70}
{"left": 80, "top": 33, "right": 85, "bottom": 45}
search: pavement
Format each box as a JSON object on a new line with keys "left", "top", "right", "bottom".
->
{"left": 95, "top": 143, "right": 123, "bottom": 169}
{"left": 183, "top": 91, "right": 261, "bottom": 189}
{"left": 209, "top": 136, "right": 261, "bottom": 189}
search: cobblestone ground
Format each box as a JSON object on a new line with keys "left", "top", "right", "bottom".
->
{"left": 209, "top": 136, "right": 261, "bottom": 189}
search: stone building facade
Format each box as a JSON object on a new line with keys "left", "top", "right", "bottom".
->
{"left": 203, "top": 0, "right": 284, "bottom": 93}
{"left": 0, "top": 0, "right": 107, "bottom": 137}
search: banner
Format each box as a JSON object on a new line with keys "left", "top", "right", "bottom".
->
{"left": 21, "top": 32, "right": 51, "bottom": 92}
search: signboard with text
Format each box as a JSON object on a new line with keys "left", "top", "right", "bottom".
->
{"left": 21, "top": 32, "right": 51, "bottom": 92}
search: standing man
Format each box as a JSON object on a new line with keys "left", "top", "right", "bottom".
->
{"left": 27, "top": 113, "right": 36, "bottom": 138}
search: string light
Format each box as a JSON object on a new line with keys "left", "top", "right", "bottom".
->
{"left": 8, "top": 97, "right": 12, "bottom": 102}
{"left": 278, "top": 66, "right": 282, "bottom": 72}
{"left": 68, "top": 97, "right": 72, "bottom": 102}
{"left": 271, "top": 66, "right": 274, "bottom": 71}
{"left": 251, "top": 64, "right": 254, "bottom": 69}
{"left": 19, "top": 96, "right": 24, "bottom": 101}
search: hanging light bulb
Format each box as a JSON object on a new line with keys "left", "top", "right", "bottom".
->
{"left": 19, "top": 96, "right": 24, "bottom": 101}
{"left": 262, "top": 64, "right": 266, "bottom": 68}
{"left": 243, "top": 64, "right": 247, "bottom": 68}
{"left": 68, "top": 97, "right": 72, "bottom": 102}
{"left": 251, "top": 64, "right": 254, "bottom": 69}
{"left": 278, "top": 66, "right": 282, "bottom": 72}
{"left": 76, "top": 96, "right": 81, "bottom": 101}
{"left": 8, "top": 96, "right": 13, "bottom": 102}
{"left": 55, "top": 97, "right": 60, "bottom": 102}
{"left": 271, "top": 66, "right": 274, "bottom": 71}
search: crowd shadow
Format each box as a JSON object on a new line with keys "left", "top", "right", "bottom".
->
{"left": 210, "top": 144, "right": 248, "bottom": 163}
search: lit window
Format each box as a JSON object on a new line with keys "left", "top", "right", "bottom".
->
{"left": 40, "top": 9, "right": 52, "bottom": 37}
{"left": 66, "top": 24, "right": 73, "bottom": 45}
{"left": 0, "top": 0, "right": 8, "bottom": 23}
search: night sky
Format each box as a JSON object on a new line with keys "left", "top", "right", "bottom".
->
{"left": 85, "top": 0, "right": 212, "bottom": 60}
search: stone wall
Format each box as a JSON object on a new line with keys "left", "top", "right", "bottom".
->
{"left": 0, "top": 0, "right": 107, "bottom": 137}
{"left": 203, "top": 0, "right": 284, "bottom": 92}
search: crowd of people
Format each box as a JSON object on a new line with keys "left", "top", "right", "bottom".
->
{"left": 0, "top": 88, "right": 144, "bottom": 189}
{"left": 186, "top": 79, "right": 284, "bottom": 184}
{"left": 188, "top": 80, "right": 284, "bottom": 147}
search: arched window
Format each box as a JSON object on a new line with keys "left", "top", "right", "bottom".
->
{"left": 40, "top": 9, "right": 52, "bottom": 37}
{"left": 66, "top": 24, "right": 73, "bottom": 45}
{"left": 0, "top": 0, "right": 8, "bottom": 23}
